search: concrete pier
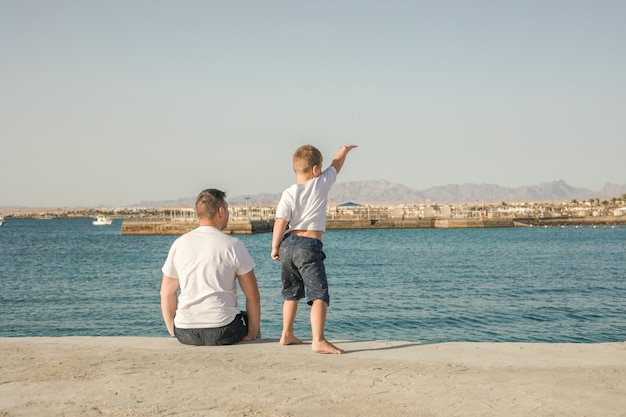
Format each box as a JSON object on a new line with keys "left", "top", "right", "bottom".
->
{"left": 121, "top": 219, "right": 274, "bottom": 235}
{"left": 120, "top": 216, "right": 626, "bottom": 235}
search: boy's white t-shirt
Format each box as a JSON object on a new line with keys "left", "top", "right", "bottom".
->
{"left": 161, "top": 226, "right": 255, "bottom": 329}
{"left": 275, "top": 165, "right": 337, "bottom": 232}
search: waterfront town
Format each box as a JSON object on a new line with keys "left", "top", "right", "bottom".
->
{"left": 2, "top": 194, "right": 626, "bottom": 234}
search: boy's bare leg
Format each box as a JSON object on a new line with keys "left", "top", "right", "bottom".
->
{"left": 310, "top": 299, "right": 344, "bottom": 354}
{"left": 280, "top": 300, "right": 303, "bottom": 345}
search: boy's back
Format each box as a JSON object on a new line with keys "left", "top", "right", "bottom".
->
{"left": 275, "top": 164, "right": 337, "bottom": 234}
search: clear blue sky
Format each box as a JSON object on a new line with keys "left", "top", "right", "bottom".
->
{"left": 1, "top": 0, "right": 624, "bottom": 207}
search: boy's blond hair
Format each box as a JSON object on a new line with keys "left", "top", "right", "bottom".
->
{"left": 293, "top": 145, "right": 323, "bottom": 174}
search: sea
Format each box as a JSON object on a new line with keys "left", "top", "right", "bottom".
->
{"left": 1, "top": 218, "right": 625, "bottom": 343}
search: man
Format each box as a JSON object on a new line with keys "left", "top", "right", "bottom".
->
{"left": 160, "top": 188, "right": 261, "bottom": 345}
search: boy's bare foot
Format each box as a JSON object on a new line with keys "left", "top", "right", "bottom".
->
{"left": 280, "top": 334, "right": 303, "bottom": 345}
{"left": 312, "top": 339, "right": 344, "bottom": 354}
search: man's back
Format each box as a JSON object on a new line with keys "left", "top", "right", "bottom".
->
{"left": 162, "top": 226, "right": 255, "bottom": 328}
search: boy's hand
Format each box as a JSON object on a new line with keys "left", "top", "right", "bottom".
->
{"left": 332, "top": 145, "right": 358, "bottom": 174}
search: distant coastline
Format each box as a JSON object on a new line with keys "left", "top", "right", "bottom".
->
{"left": 3, "top": 193, "right": 626, "bottom": 235}
{"left": 4, "top": 205, "right": 625, "bottom": 235}
{"left": 4, "top": 179, "right": 624, "bottom": 210}
{"left": 3, "top": 180, "right": 626, "bottom": 236}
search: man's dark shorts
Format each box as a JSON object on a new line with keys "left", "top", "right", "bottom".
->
{"left": 279, "top": 233, "right": 329, "bottom": 305}
{"left": 174, "top": 312, "right": 248, "bottom": 346}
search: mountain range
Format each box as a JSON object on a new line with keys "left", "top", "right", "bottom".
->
{"left": 139, "top": 180, "right": 626, "bottom": 207}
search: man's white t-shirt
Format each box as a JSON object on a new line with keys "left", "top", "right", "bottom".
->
{"left": 161, "top": 226, "right": 255, "bottom": 328}
{"left": 275, "top": 165, "right": 337, "bottom": 232}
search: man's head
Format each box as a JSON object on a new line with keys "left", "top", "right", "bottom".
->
{"left": 195, "top": 188, "right": 229, "bottom": 229}
{"left": 293, "top": 145, "right": 323, "bottom": 176}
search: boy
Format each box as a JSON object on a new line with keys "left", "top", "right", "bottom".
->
{"left": 271, "top": 144, "right": 357, "bottom": 354}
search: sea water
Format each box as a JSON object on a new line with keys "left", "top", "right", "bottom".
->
{"left": 1, "top": 218, "right": 624, "bottom": 343}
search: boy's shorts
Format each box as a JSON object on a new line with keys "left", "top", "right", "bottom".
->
{"left": 279, "top": 233, "right": 329, "bottom": 305}
{"left": 174, "top": 312, "right": 248, "bottom": 346}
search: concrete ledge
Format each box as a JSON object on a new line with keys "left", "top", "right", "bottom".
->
{"left": 121, "top": 219, "right": 273, "bottom": 235}
{"left": 121, "top": 216, "right": 626, "bottom": 235}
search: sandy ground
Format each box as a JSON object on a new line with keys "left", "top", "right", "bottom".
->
{"left": 1, "top": 337, "right": 625, "bottom": 417}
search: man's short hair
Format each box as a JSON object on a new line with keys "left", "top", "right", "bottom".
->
{"left": 195, "top": 189, "right": 226, "bottom": 219}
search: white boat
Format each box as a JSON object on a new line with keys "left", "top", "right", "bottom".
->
{"left": 92, "top": 216, "right": 113, "bottom": 226}
{"left": 0, "top": 216, "right": 4, "bottom": 226}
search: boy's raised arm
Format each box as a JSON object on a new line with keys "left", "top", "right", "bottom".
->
{"left": 331, "top": 145, "right": 358, "bottom": 174}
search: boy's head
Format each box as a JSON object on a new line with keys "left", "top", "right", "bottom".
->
{"left": 293, "top": 145, "right": 323, "bottom": 175}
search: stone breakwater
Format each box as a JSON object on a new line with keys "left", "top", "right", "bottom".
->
{"left": 121, "top": 219, "right": 274, "bottom": 235}
{"left": 120, "top": 216, "right": 626, "bottom": 235}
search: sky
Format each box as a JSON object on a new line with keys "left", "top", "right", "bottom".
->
{"left": 1, "top": 0, "right": 625, "bottom": 207}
